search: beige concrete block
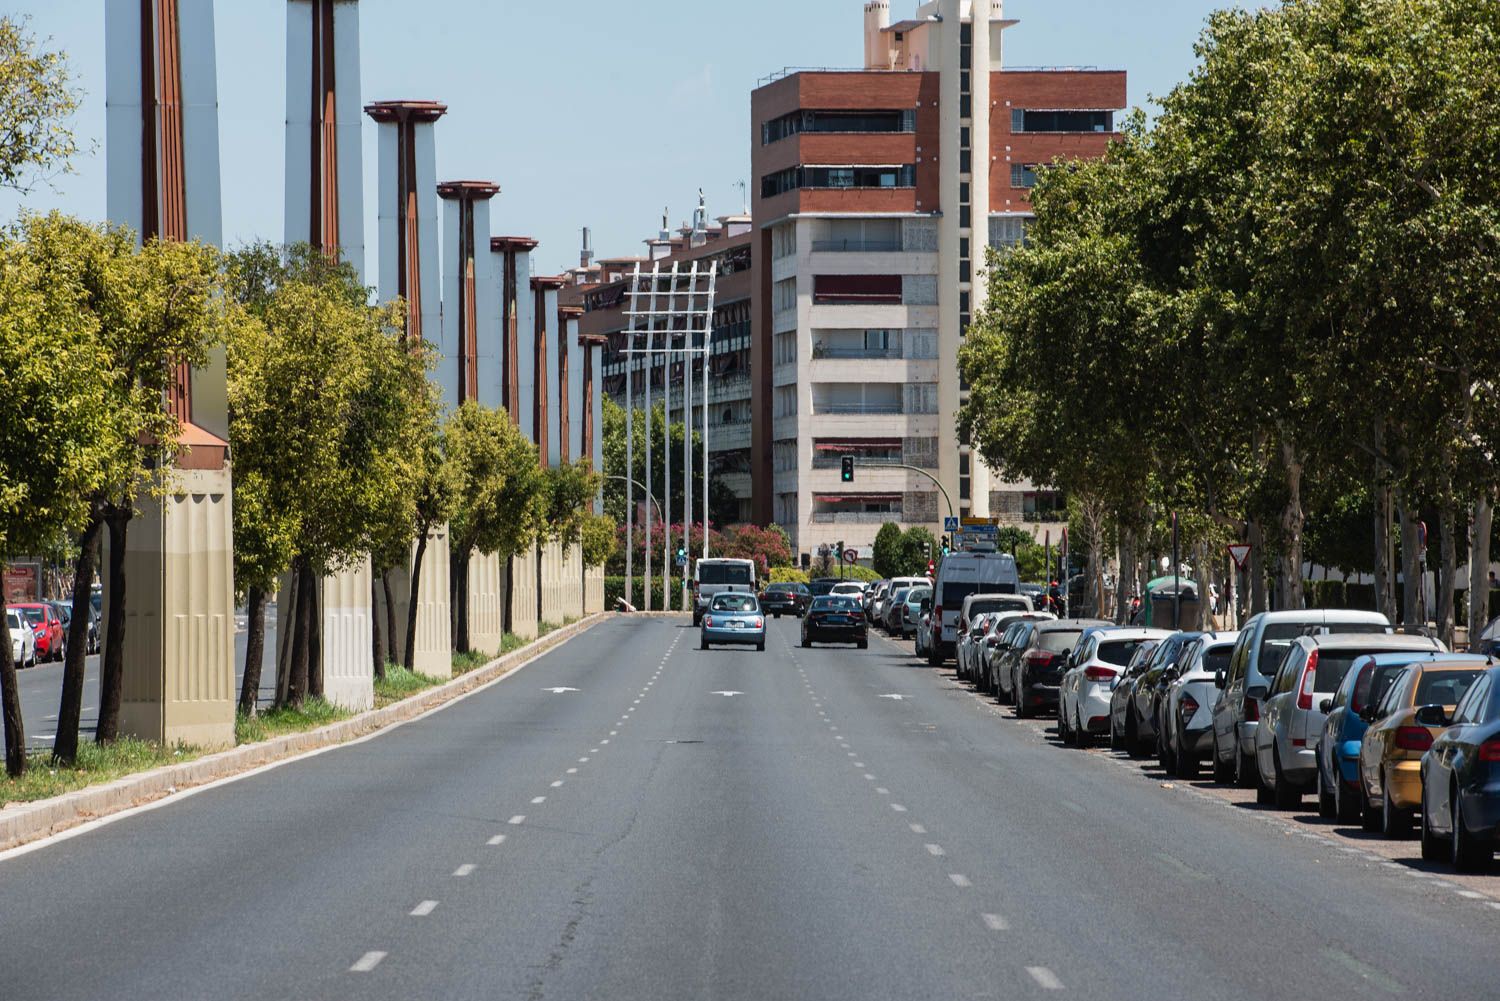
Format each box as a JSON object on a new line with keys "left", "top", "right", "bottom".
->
{"left": 320, "top": 559, "right": 373, "bottom": 712}
{"left": 508, "top": 548, "right": 539, "bottom": 641}
{"left": 411, "top": 524, "right": 451, "bottom": 679}
{"left": 540, "top": 538, "right": 565, "bottom": 626}
{"left": 585, "top": 563, "right": 605, "bottom": 614}
{"left": 467, "top": 550, "right": 505, "bottom": 656}
{"left": 562, "top": 542, "right": 584, "bottom": 621}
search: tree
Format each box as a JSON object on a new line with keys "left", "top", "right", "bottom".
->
{"left": 445, "top": 402, "right": 546, "bottom": 653}
{"left": 0, "top": 218, "right": 112, "bottom": 776}
{"left": 0, "top": 16, "right": 81, "bottom": 193}
{"left": 601, "top": 397, "right": 736, "bottom": 528}
{"left": 580, "top": 513, "right": 617, "bottom": 570}
{"left": 872, "top": 522, "right": 904, "bottom": 578}
{"left": 721, "top": 523, "right": 793, "bottom": 575}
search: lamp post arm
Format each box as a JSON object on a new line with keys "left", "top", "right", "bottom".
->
{"left": 854, "top": 462, "right": 955, "bottom": 523}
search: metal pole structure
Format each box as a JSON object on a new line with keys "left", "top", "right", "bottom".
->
{"left": 1172, "top": 510, "right": 1181, "bottom": 629}
{"left": 853, "top": 461, "right": 956, "bottom": 525}
{"left": 1062, "top": 526, "right": 1070, "bottom": 618}
{"left": 702, "top": 267, "right": 716, "bottom": 561}
{"left": 607, "top": 476, "right": 663, "bottom": 527}
{"left": 682, "top": 262, "right": 694, "bottom": 610}
{"left": 624, "top": 320, "right": 635, "bottom": 609}
{"left": 662, "top": 262, "right": 679, "bottom": 612}
{"left": 643, "top": 264, "right": 657, "bottom": 611}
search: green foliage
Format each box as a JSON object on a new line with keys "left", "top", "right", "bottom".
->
{"left": 720, "top": 523, "right": 793, "bottom": 573}
{"left": 541, "top": 458, "right": 602, "bottom": 549}
{"left": 767, "top": 566, "right": 810, "bottom": 585}
{"left": 604, "top": 576, "right": 668, "bottom": 610}
{"left": 580, "top": 512, "right": 617, "bottom": 569}
{"left": 0, "top": 738, "right": 199, "bottom": 804}
{"left": 235, "top": 698, "right": 349, "bottom": 744}
{"left": 0, "top": 16, "right": 81, "bottom": 192}
{"left": 446, "top": 402, "right": 546, "bottom": 562}
{"left": 872, "top": 522, "right": 905, "bottom": 578}
{"left": 601, "top": 396, "right": 738, "bottom": 528}
{"left": 899, "top": 527, "right": 939, "bottom": 575}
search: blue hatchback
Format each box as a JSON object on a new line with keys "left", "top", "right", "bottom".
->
{"left": 700, "top": 592, "right": 767, "bottom": 652}
{"left": 1317, "top": 651, "right": 1471, "bottom": 822}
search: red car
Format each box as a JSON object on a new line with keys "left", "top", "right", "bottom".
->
{"left": 11, "top": 603, "right": 64, "bottom": 662}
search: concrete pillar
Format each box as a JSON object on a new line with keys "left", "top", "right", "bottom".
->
{"left": 532, "top": 276, "right": 566, "bottom": 465}
{"left": 437, "top": 181, "right": 501, "bottom": 411}
{"left": 366, "top": 98, "right": 445, "bottom": 345}
{"left": 467, "top": 550, "right": 505, "bottom": 656}
{"left": 410, "top": 524, "right": 451, "bottom": 678}
{"left": 105, "top": 0, "right": 234, "bottom": 746}
{"left": 969, "top": 0, "right": 995, "bottom": 518}
{"left": 491, "top": 237, "right": 538, "bottom": 425}
{"left": 508, "top": 548, "right": 539, "bottom": 640}
{"left": 318, "top": 558, "right": 373, "bottom": 710}
{"left": 540, "top": 538, "right": 566, "bottom": 625}
{"left": 566, "top": 317, "right": 585, "bottom": 464}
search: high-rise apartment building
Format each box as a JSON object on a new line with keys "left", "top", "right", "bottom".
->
{"left": 750, "top": 0, "right": 1125, "bottom": 559}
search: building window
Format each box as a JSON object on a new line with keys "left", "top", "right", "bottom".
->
{"left": 761, "top": 109, "right": 917, "bottom": 144}
{"left": 763, "top": 165, "right": 916, "bottom": 196}
{"left": 812, "top": 274, "right": 903, "bottom": 305}
{"left": 1011, "top": 163, "right": 1039, "bottom": 188}
{"left": 1010, "top": 109, "right": 1114, "bottom": 134}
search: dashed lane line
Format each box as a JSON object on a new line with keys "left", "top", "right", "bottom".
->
{"left": 350, "top": 951, "right": 387, "bottom": 973}
{"left": 409, "top": 900, "right": 438, "bottom": 916}
{"left": 452, "top": 864, "right": 475, "bottom": 877}
{"left": 487, "top": 835, "right": 507, "bottom": 846}
{"left": 982, "top": 913, "right": 1009, "bottom": 931}
{"left": 508, "top": 815, "right": 526, "bottom": 825}
{"left": 1027, "top": 966, "right": 1064, "bottom": 990}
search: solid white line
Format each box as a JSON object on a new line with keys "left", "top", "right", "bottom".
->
{"left": 487, "top": 834, "right": 507, "bottom": 845}
{"left": 1457, "top": 890, "right": 1485, "bottom": 899}
{"left": 550, "top": 780, "right": 563, "bottom": 788}
{"left": 531, "top": 796, "right": 546, "bottom": 804}
{"left": 925, "top": 843, "right": 945, "bottom": 856}
{"left": 982, "top": 913, "right": 1008, "bottom": 931}
{"left": 453, "top": 864, "right": 475, "bottom": 877}
{"left": 350, "top": 951, "right": 387, "bottom": 972}
{"left": 891, "top": 803, "right": 907, "bottom": 812}
{"left": 1027, "top": 967, "right": 1064, "bottom": 990}
{"left": 410, "top": 900, "right": 438, "bottom": 916}
{"left": 949, "top": 874, "right": 970, "bottom": 887}
{"left": 508, "top": 815, "right": 526, "bottom": 825}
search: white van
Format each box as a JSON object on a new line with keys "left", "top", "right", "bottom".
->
{"left": 692, "top": 558, "right": 757, "bottom": 626}
{"left": 927, "top": 551, "right": 1020, "bottom": 664}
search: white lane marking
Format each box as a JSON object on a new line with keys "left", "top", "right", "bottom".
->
{"left": 925, "top": 844, "right": 945, "bottom": 856}
{"left": 949, "top": 874, "right": 971, "bottom": 887}
{"left": 550, "top": 780, "right": 564, "bottom": 788}
{"left": 711, "top": 691, "right": 744, "bottom": 697}
{"left": 911, "top": 824, "right": 927, "bottom": 834}
{"left": 508, "top": 815, "right": 526, "bottom": 825}
{"left": 542, "top": 687, "right": 579, "bottom": 694}
{"left": 1457, "top": 890, "right": 1485, "bottom": 899}
{"left": 847, "top": 752, "right": 857, "bottom": 757}
{"left": 876, "top": 787, "right": 889, "bottom": 795}
{"left": 590, "top": 748, "right": 599, "bottom": 753}
{"left": 566, "top": 767, "right": 578, "bottom": 774}
{"left": 1488, "top": 902, "right": 1500, "bottom": 911}
{"left": 633, "top": 699, "right": 641, "bottom": 704}
{"left": 878, "top": 694, "right": 906, "bottom": 700}
{"left": 982, "top": 913, "right": 1008, "bottom": 931}
{"left": 579, "top": 756, "right": 590, "bottom": 762}
{"left": 891, "top": 803, "right": 907, "bottom": 812}
{"left": 854, "top": 762, "right": 865, "bottom": 768}
{"left": 531, "top": 796, "right": 546, "bottom": 804}
{"left": 410, "top": 900, "right": 438, "bottom": 916}
{"left": 453, "top": 864, "right": 475, "bottom": 877}
{"left": 610, "top": 730, "right": 617, "bottom": 736}
{"left": 350, "top": 951, "right": 387, "bottom": 972}
{"left": 487, "top": 834, "right": 507, "bottom": 845}
{"left": 864, "top": 774, "right": 876, "bottom": 781}
{"left": 600, "top": 739, "right": 610, "bottom": 744}
{"left": 1061, "top": 800, "right": 1086, "bottom": 815}
{"left": 1027, "top": 967, "right": 1064, "bottom": 990}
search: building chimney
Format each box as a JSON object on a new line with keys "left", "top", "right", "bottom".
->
{"left": 863, "top": 0, "right": 891, "bottom": 70}
{"left": 580, "top": 225, "right": 593, "bottom": 268}
{"left": 690, "top": 188, "right": 707, "bottom": 247}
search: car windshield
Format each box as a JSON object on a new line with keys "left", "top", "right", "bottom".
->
{"left": 890, "top": 588, "right": 910, "bottom": 604}
{"left": 766, "top": 583, "right": 800, "bottom": 593}
{"left": 6, "top": 611, "right": 20, "bottom": 629}
{"left": 1037, "top": 630, "right": 1082, "bottom": 653}
{"left": 812, "top": 597, "right": 861, "bottom": 613}
{"left": 907, "top": 588, "right": 930, "bottom": 603}
{"left": 711, "top": 594, "right": 757, "bottom": 612}
{"left": 20, "top": 608, "right": 43, "bottom": 624}
{"left": 1415, "top": 670, "right": 1482, "bottom": 707}
{"left": 700, "top": 563, "right": 753, "bottom": 585}
{"left": 1259, "top": 621, "right": 1385, "bottom": 673}
{"left": 809, "top": 581, "right": 837, "bottom": 597}
{"left": 1097, "top": 639, "right": 1149, "bottom": 667}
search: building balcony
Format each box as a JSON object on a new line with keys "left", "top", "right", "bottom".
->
{"left": 809, "top": 238, "right": 904, "bottom": 253}
{"left": 815, "top": 402, "right": 903, "bottom": 416}
{"left": 809, "top": 510, "right": 902, "bottom": 525}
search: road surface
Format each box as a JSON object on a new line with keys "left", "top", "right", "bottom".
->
{"left": 1, "top": 615, "right": 1497, "bottom": 1000}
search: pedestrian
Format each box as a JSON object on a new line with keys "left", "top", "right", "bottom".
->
{"left": 1208, "top": 582, "right": 1220, "bottom": 627}
{"left": 1490, "top": 570, "right": 1498, "bottom": 590}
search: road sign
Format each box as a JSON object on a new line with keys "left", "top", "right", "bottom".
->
{"left": 1227, "top": 543, "right": 1251, "bottom": 569}
{"left": 676, "top": 554, "right": 687, "bottom": 568}
{"left": 841, "top": 549, "right": 859, "bottom": 564}
{"left": 944, "top": 516, "right": 960, "bottom": 532}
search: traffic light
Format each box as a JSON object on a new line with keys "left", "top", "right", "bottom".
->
{"left": 924, "top": 540, "right": 932, "bottom": 558}
{"left": 800, "top": 552, "right": 811, "bottom": 570}
{"left": 836, "top": 540, "right": 845, "bottom": 560}
{"left": 840, "top": 454, "right": 855, "bottom": 483}
{"left": 941, "top": 535, "right": 951, "bottom": 556}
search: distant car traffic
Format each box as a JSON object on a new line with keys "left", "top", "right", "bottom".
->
{"left": 758, "top": 582, "right": 811, "bottom": 618}
{"left": 699, "top": 592, "right": 766, "bottom": 651}
{"left": 11, "top": 602, "right": 63, "bottom": 662}
{"left": 692, "top": 558, "right": 758, "bottom": 627}
{"left": 7, "top": 608, "right": 36, "bottom": 668}
{"left": 801, "top": 596, "right": 868, "bottom": 649}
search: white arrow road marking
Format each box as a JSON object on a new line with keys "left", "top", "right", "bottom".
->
{"left": 542, "top": 687, "right": 579, "bottom": 694}
{"left": 711, "top": 691, "right": 744, "bottom": 697}
{"left": 878, "top": 694, "right": 907, "bottom": 700}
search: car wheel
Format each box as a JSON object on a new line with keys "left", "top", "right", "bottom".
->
{"left": 1212, "top": 745, "right": 1234, "bottom": 783}
{"left": 1109, "top": 713, "right": 1123, "bottom": 751}
{"left": 1335, "top": 770, "right": 1361, "bottom": 824}
{"left": 1420, "top": 791, "right": 1444, "bottom": 861}
{"left": 1074, "top": 711, "right": 1091, "bottom": 749}
{"left": 1160, "top": 729, "right": 1178, "bottom": 774}
{"left": 1317, "top": 765, "right": 1336, "bottom": 819}
{"left": 1125, "top": 714, "right": 1145, "bottom": 759}
{"left": 700, "top": 639, "right": 709, "bottom": 651}
{"left": 1452, "top": 786, "right": 1492, "bottom": 872}
{"left": 1236, "top": 747, "right": 1258, "bottom": 789}
{"left": 857, "top": 639, "right": 868, "bottom": 649}
{"left": 774, "top": 613, "right": 781, "bottom": 619}
{"left": 1273, "top": 748, "right": 1301, "bottom": 809}
{"left": 1175, "top": 742, "right": 1199, "bottom": 780}
{"left": 1381, "top": 770, "right": 1410, "bottom": 838}
{"left": 1360, "top": 782, "right": 1382, "bottom": 833}
{"left": 1057, "top": 707, "right": 1070, "bottom": 743}
{"left": 757, "top": 642, "right": 765, "bottom": 652}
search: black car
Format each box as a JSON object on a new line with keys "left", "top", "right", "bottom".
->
{"left": 1420, "top": 665, "right": 1500, "bottom": 871}
{"left": 759, "top": 582, "right": 811, "bottom": 618}
{"left": 801, "top": 596, "right": 868, "bottom": 649}
{"left": 1014, "top": 619, "right": 1113, "bottom": 718}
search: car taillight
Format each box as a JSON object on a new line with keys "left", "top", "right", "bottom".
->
{"left": 1083, "top": 665, "right": 1116, "bottom": 682}
{"left": 703, "top": 615, "right": 713, "bottom": 627}
{"left": 1349, "top": 663, "right": 1373, "bottom": 715}
{"left": 1245, "top": 697, "right": 1260, "bottom": 722}
{"left": 1296, "top": 649, "right": 1320, "bottom": 711}
{"left": 1479, "top": 739, "right": 1500, "bottom": 763}
{"left": 986, "top": 636, "right": 1001, "bottom": 647}
{"left": 1025, "top": 651, "right": 1052, "bottom": 664}
{"left": 1181, "top": 694, "right": 1199, "bottom": 718}
{"left": 753, "top": 618, "right": 763, "bottom": 628}
{"left": 934, "top": 606, "right": 943, "bottom": 624}
{"left": 1395, "top": 726, "right": 1434, "bottom": 752}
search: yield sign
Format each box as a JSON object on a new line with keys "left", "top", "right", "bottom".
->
{"left": 1227, "top": 544, "right": 1252, "bottom": 569}
{"left": 711, "top": 691, "right": 744, "bottom": 697}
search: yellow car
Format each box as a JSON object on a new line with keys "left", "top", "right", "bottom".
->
{"left": 1358, "top": 657, "right": 1488, "bottom": 837}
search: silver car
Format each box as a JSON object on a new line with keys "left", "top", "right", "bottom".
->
{"left": 1252, "top": 631, "right": 1443, "bottom": 807}
{"left": 1160, "top": 632, "right": 1238, "bottom": 778}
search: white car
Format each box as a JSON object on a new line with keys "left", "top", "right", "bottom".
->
{"left": 830, "top": 582, "right": 866, "bottom": 598}
{"left": 956, "top": 612, "right": 996, "bottom": 683}
{"left": 1160, "top": 632, "right": 1238, "bottom": 777}
{"left": 1059, "top": 627, "right": 1171, "bottom": 747}
{"left": 7, "top": 608, "right": 36, "bottom": 668}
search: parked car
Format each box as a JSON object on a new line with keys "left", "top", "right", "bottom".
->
{"left": 1418, "top": 665, "right": 1500, "bottom": 870}
{"left": 1357, "top": 656, "right": 1486, "bottom": 835}
{"left": 699, "top": 592, "right": 766, "bottom": 651}
{"left": 6, "top": 608, "right": 36, "bottom": 668}
{"left": 758, "top": 582, "right": 811, "bottom": 618}
{"left": 985, "top": 612, "right": 1055, "bottom": 697}
{"left": 801, "top": 595, "right": 868, "bottom": 649}
{"left": 882, "top": 586, "right": 914, "bottom": 634}
{"left": 863, "top": 581, "right": 889, "bottom": 621}
{"left": 1316, "top": 652, "right": 1439, "bottom": 823}
{"left": 50, "top": 599, "right": 96, "bottom": 654}
{"left": 692, "top": 558, "right": 758, "bottom": 627}
{"left": 1108, "top": 640, "right": 1162, "bottom": 753}
{"left": 876, "top": 577, "right": 929, "bottom": 632}
{"left": 1210, "top": 609, "right": 1391, "bottom": 788}
{"left": 1135, "top": 632, "right": 1203, "bottom": 760}
{"left": 956, "top": 612, "right": 994, "bottom": 684}
{"left": 928, "top": 551, "right": 1021, "bottom": 665}
{"left": 991, "top": 618, "right": 1041, "bottom": 702}
{"left": 830, "top": 581, "right": 866, "bottom": 599}
{"left": 896, "top": 586, "right": 931, "bottom": 639}
{"left": 1009, "top": 619, "right": 1111, "bottom": 718}
{"left": 914, "top": 598, "right": 934, "bottom": 659}
{"left": 11, "top": 602, "right": 64, "bottom": 662}
{"left": 1059, "top": 628, "right": 1171, "bottom": 747}
{"left": 1253, "top": 631, "right": 1442, "bottom": 807}
{"left": 1159, "top": 632, "right": 1239, "bottom": 777}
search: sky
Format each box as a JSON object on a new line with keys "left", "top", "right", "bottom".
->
{"left": 0, "top": 0, "right": 1230, "bottom": 277}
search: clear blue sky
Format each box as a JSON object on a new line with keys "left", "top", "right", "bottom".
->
{"left": 0, "top": 0, "right": 1230, "bottom": 276}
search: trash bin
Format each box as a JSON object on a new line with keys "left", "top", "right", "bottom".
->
{"left": 1146, "top": 578, "right": 1198, "bottom": 629}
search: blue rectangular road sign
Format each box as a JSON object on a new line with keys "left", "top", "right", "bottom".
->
{"left": 944, "top": 517, "right": 960, "bottom": 532}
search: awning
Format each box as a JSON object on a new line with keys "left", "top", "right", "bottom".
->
{"left": 815, "top": 493, "right": 901, "bottom": 503}
{"left": 814, "top": 439, "right": 902, "bottom": 451}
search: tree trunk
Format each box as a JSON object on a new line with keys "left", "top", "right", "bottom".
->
{"left": 96, "top": 505, "right": 132, "bottom": 744}
{"left": 502, "top": 557, "right": 514, "bottom": 635}
{"left": 0, "top": 558, "right": 24, "bottom": 777}
{"left": 1469, "top": 493, "right": 1494, "bottom": 650}
{"left": 303, "top": 561, "right": 323, "bottom": 700}
{"left": 1436, "top": 502, "right": 1457, "bottom": 649}
{"left": 452, "top": 547, "right": 472, "bottom": 654}
{"left": 1279, "top": 440, "right": 1306, "bottom": 610}
{"left": 381, "top": 569, "right": 396, "bottom": 677}
{"left": 1399, "top": 498, "right": 1421, "bottom": 628}
{"left": 404, "top": 526, "right": 429, "bottom": 670}
{"left": 238, "top": 586, "right": 267, "bottom": 716}
{"left": 1374, "top": 482, "right": 1395, "bottom": 621}
{"left": 1248, "top": 518, "right": 1267, "bottom": 614}
{"left": 275, "top": 570, "right": 296, "bottom": 706}
{"left": 371, "top": 572, "right": 386, "bottom": 681}
{"left": 50, "top": 512, "right": 104, "bottom": 762}
{"left": 285, "top": 557, "right": 313, "bottom": 708}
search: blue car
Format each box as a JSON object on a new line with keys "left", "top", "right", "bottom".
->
{"left": 1317, "top": 651, "right": 1469, "bottom": 822}
{"left": 700, "top": 592, "right": 766, "bottom": 652}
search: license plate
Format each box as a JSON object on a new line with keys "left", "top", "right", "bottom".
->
{"left": 730, "top": 621, "right": 743, "bottom": 628}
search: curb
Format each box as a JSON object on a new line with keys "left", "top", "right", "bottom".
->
{"left": 0, "top": 612, "right": 607, "bottom": 854}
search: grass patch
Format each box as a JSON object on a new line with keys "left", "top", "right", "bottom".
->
{"left": 500, "top": 632, "right": 528, "bottom": 655}
{"left": 451, "top": 648, "right": 493, "bottom": 674}
{"left": 235, "top": 698, "right": 350, "bottom": 745}
{"left": 373, "top": 664, "right": 442, "bottom": 708}
{"left": 0, "top": 739, "right": 201, "bottom": 805}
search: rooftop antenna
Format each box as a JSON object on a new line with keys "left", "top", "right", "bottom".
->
{"left": 734, "top": 179, "right": 747, "bottom": 214}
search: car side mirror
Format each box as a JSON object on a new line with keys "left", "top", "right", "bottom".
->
{"left": 1413, "top": 704, "right": 1451, "bottom": 727}
{"left": 1319, "top": 698, "right": 1333, "bottom": 714}
{"left": 1214, "top": 670, "right": 1225, "bottom": 690}
{"left": 1245, "top": 684, "right": 1269, "bottom": 702}
{"left": 920, "top": 599, "right": 931, "bottom": 612}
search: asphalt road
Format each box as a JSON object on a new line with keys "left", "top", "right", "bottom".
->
{"left": 1, "top": 614, "right": 1498, "bottom": 1000}
{"left": 17, "top": 609, "right": 277, "bottom": 748}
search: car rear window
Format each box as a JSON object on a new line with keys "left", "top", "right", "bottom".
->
{"left": 969, "top": 597, "right": 1029, "bottom": 616}
{"left": 1311, "top": 653, "right": 1362, "bottom": 692}
{"left": 1354, "top": 664, "right": 1409, "bottom": 714}
{"left": 1098, "top": 639, "right": 1149, "bottom": 667}
{"left": 711, "top": 594, "right": 757, "bottom": 612}
{"left": 700, "top": 563, "right": 753, "bottom": 585}
{"left": 1258, "top": 621, "right": 1386, "bottom": 674}
{"left": 812, "top": 597, "right": 860, "bottom": 613}
{"left": 1037, "top": 630, "right": 1082, "bottom": 653}
{"left": 20, "top": 608, "right": 43, "bottom": 624}
{"left": 808, "top": 581, "right": 836, "bottom": 596}
{"left": 1416, "top": 670, "right": 1482, "bottom": 707}
{"left": 1202, "top": 649, "right": 1232, "bottom": 675}
{"left": 943, "top": 583, "right": 982, "bottom": 607}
